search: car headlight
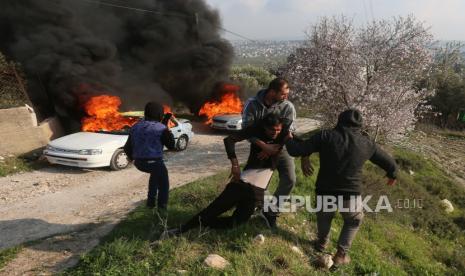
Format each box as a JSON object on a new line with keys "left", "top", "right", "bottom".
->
{"left": 78, "top": 149, "right": 103, "bottom": 155}
{"left": 46, "top": 145, "right": 55, "bottom": 151}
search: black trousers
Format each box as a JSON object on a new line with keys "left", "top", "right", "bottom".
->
{"left": 181, "top": 180, "right": 264, "bottom": 232}
{"left": 134, "top": 159, "right": 169, "bottom": 208}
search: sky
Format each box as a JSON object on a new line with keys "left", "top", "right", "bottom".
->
{"left": 204, "top": 0, "right": 465, "bottom": 41}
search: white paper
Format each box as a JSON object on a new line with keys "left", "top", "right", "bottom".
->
{"left": 240, "top": 168, "right": 273, "bottom": 189}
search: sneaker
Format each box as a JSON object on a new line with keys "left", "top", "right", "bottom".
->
{"left": 259, "top": 209, "right": 277, "bottom": 229}
{"left": 333, "top": 248, "right": 351, "bottom": 266}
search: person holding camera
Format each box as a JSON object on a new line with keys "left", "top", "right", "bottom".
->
{"left": 124, "top": 102, "right": 175, "bottom": 209}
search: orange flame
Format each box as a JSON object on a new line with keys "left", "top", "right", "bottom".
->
{"left": 81, "top": 94, "right": 176, "bottom": 131}
{"left": 198, "top": 84, "right": 243, "bottom": 124}
{"left": 163, "top": 105, "right": 176, "bottom": 128}
{"left": 81, "top": 95, "right": 138, "bottom": 132}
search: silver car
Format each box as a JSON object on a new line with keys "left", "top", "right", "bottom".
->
{"left": 211, "top": 113, "right": 243, "bottom": 131}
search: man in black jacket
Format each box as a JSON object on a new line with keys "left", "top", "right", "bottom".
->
{"left": 170, "top": 113, "right": 287, "bottom": 234}
{"left": 285, "top": 109, "right": 397, "bottom": 266}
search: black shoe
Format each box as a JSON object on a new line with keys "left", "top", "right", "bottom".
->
{"left": 259, "top": 209, "right": 277, "bottom": 229}
{"left": 313, "top": 239, "right": 329, "bottom": 253}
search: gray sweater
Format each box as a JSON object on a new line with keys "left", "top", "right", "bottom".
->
{"left": 242, "top": 89, "right": 296, "bottom": 143}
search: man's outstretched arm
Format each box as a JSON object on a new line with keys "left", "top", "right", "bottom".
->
{"left": 161, "top": 128, "right": 176, "bottom": 150}
{"left": 370, "top": 145, "right": 398, "bottom": 185}
{"left": 285, "top": 131, "right": 322, "bottom": 157}
{"left": 224, "top": 127, "right": 256, "bottom": 181}
{"left": 123, "top": 134, "right": 133, "bottom": 161}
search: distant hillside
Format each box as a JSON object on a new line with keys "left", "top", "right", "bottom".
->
{"left": 230, "top": 40, "right": 304, "bottom": 66}
{"left": 230, "top": 39, "right": 465, "bottom": 66}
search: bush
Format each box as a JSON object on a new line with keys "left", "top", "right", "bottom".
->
{"left": 230, "top": 65, "right": 275, "bottom": 97}
{"left": 0, "top": 52, "right": 29, "bottom": 109}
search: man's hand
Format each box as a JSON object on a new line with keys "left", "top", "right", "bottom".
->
{"left": 257, "top": 144, "right": 282, "bottom": 160}
{"left": 260, "top": 143, "right": 281, "bottom": 156}
{"left": 230, "top": 165, "right": 241, "bottom": 181}
{"left": 229, "top": 158, "right": 241, "bottom": 181}
{"left": 257, "top": 151, "right": 271, "bottom": 160}
{"left": 387, "top": 178, "right": 397, "bottom": 186}
{"left": 301, "top": 156, "right": 314, "bottom": 177}
{"left": 161, "top": 113, "right": 172, "bottom": 126}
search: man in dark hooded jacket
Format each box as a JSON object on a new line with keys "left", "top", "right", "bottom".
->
{"left": 285, "top": 109, "right": 397, "bottom": 266}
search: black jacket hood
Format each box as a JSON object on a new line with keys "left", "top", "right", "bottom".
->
{"left": 336, "top": 109, "right": 363, "bottom": 128}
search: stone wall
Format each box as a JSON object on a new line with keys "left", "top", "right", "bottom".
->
{"left": 0, "top": 105, "right": 64, "bottom": 155}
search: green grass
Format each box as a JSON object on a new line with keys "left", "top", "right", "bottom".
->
{"left": 0, "top": 156, "right": 36, "bottom": 177}
{"left": 0, "top": 246, "right": 21, "bottom": 270}
{"left": 65, "top": 148, "right": 465, "bottom": 275}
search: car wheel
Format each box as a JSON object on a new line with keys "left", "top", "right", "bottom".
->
{"left": 176, "top": 135, "right": 188, "bottom": 151}
{"left": 110, "top": 149, "right": 130, "bottom": 170}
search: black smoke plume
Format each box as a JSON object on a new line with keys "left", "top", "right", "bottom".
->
{"left": 0, "top": 0, "right": 233, "bottom": 131}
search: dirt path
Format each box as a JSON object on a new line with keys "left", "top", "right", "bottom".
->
{"left": 0, "top": 119, "right": 319, "bottom": 275}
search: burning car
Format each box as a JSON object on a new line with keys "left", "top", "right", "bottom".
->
{"left": 198, "top": 84, "right": 243, "bottom": 131}
{"left": 44, "top": 95, "right": 194, "bottom": 170}
{"left": 211, "top": 113, "right": 243, "bottom": 131}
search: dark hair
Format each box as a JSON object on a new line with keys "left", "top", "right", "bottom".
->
{"left": 144, "top": 101, "right": 164, "bottom": 121}
{"left": 267, "top": 77, "right": 289, "bottom": 92}
{"left": 262, "top": 112, "right": 283, "bottom": 128}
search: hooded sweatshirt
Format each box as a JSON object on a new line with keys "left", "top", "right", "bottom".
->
{"left": 285, "top": 109, "right": 397, "bottom": 196}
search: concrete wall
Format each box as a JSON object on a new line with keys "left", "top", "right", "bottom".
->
{"left": 0, "top": 105, "right": 64, "bottom": 155}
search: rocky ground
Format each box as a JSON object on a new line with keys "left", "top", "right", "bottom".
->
{"left": 398, "top": 129, "right": 465, "bottom": 187}
{"left": 0, "top": 118, "right": 320, "bottom": 275}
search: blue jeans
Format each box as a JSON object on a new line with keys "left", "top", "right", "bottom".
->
{"left": 134, "top": 159, "right": 169, "bottom": 209}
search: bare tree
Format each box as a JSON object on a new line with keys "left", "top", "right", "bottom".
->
{"left": 282, "top": 16, "right": 433, "bottom": 141}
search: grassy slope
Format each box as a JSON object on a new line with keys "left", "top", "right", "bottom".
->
{"left": 0, "top": 149, "right": 47, "bottom": 177}
{"left": 0, "top": 156, "right": 35, "bottom": 177}
{"left": 0, "top": 247, "right": 21, "bottom": 270}
{"left": 64, "top": 148, "right": 465, "bottom": 275}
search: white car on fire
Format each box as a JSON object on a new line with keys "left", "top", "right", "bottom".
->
{"left": 211, "top": 113, "right": 243, "bottom": 131}
{"left": 44, "top": 117, "right": 194, "bottom": 170}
